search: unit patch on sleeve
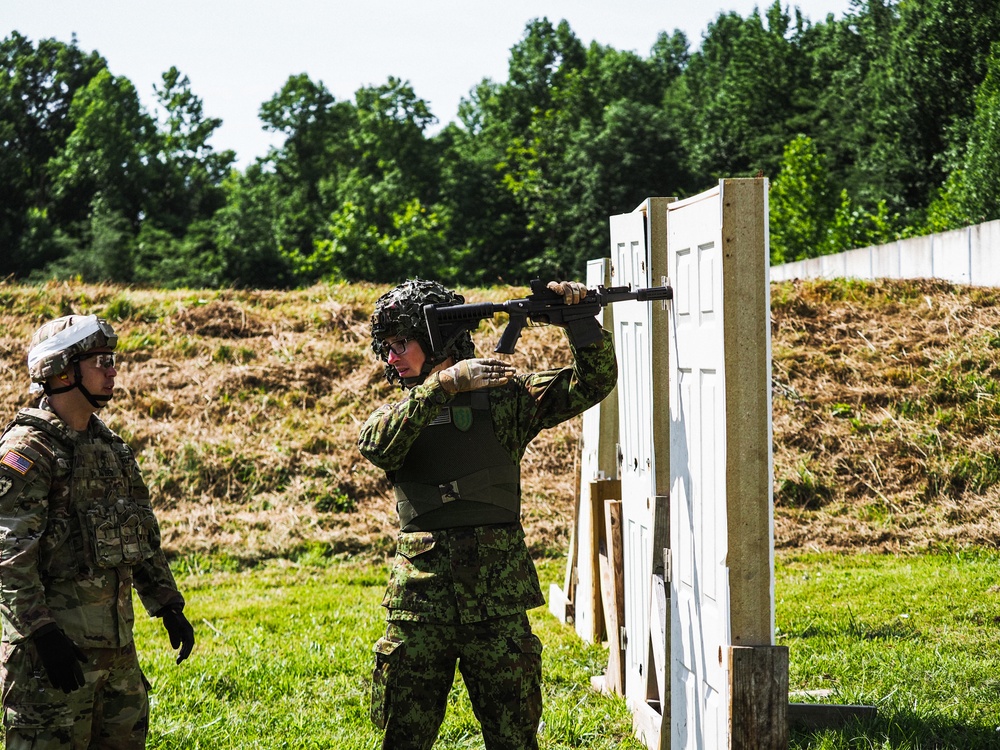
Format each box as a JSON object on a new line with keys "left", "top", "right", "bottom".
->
{"left": 0, "top": 450, "right": 33, "bottom": 476}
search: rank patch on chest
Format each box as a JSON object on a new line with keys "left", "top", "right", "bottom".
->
{"left": 0, "top": 450, "right": 33, "bottom": 476}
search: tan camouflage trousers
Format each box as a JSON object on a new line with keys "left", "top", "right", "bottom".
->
{"left": 1, "top": 639, "right": 149, "bottom": 749}
{"left": 371, "top": 612, "right": 543, "bottom": 750}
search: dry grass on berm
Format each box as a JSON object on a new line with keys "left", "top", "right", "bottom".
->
{"left": 2, "top": 277, "right": 999, "bottom": 563}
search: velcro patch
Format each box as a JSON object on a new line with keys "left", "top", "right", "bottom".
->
{"left": 0, "top": 450, "right": 33, "bottom": 475}
{"left": 428, "top": 408, "right": 452, "bottom": 426}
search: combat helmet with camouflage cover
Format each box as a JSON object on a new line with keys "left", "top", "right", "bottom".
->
{"left": 27, "top": 314, "right": 118, "bottom": 406}
{"left": 370, "top": 279, "right": 475, "bottom": 387}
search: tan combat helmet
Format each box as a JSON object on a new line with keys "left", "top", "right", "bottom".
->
{"left": 27, "top": 315, "right": 118, "bottom": 405}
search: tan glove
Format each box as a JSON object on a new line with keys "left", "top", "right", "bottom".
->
{"left": 437, "top": 358, "right": 516, "bottom": 394}
{"left": 547, "top": 280, "right": 588, "bottom": 305}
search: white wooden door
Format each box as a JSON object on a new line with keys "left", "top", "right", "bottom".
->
{"left": 667, "top": 187, "right": 731, "bottom": 750}
{"left": 609, "top": 211, "right": 656, "bottom": 711}
{"left": 575, "top": 258, "right": 618, "bottom": 644}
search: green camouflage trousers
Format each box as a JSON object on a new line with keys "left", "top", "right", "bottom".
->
{"left": 371, "top": 612, "right": 543, "bottom": 750}
{"left": 1, "top": 639, "right": 149, "bottom": 749}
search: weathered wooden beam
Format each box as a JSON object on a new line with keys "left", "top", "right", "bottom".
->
{"left": 729, "top": 645, "right": 789, "bottom": 750}
{"left": 597, "top": 498, "right": 625, "bottom": 695}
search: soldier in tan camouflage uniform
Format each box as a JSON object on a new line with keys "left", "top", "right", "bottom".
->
{"left": 359, "top": 279, "right": 617, "bottom": 750}
{"left": 0, "top": 315, "right": 194, "bottom": 749}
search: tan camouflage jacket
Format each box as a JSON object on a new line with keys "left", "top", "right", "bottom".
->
{"left": 0, "top": 400, "right": 184, "bottom": 647}
{"left": 358, "top": 330, "right": 617, "bottom": 623}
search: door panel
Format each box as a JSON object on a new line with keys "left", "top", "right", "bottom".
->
{"left": 668, "top": 187, "right": 731, "bottom": 749}
{"left": 609, "top": 210, "right": 655, "bottom": 710}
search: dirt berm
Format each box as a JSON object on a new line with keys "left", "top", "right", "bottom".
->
{"left": 1, "top": 277, "right": 998, "bottom": 562}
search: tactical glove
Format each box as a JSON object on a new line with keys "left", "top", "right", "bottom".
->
{"left": 546, "top": 280, "right": 587, "bottom": 305}
{"left": 32, "top": 624, "right": 87, "bottom": 693}
{"left": 437, "top": 358, "right": 516, "bottom": 394}
{"left": 158, "top": 606, "right": 195, "bottom": 664}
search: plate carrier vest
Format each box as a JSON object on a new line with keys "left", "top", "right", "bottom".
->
{"left": 393, "top": 391, "right": 520, "bottom": 532}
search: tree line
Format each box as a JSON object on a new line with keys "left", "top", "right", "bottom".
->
{"left": 3, "top": 0, "right": 999, "bottom": 289}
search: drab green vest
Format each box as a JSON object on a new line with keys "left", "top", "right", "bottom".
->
{"left": 393, "top": 391, "right": 520, "bottom": 532}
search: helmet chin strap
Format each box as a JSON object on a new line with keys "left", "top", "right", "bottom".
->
{"left": 43, "top": 362, "right": 110, "bottom": 409}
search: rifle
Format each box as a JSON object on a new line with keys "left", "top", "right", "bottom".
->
{"left": 423, "top": 278, "right": 673, "bottom": 355}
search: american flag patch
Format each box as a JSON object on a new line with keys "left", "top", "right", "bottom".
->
{"left": 428, "top": 408, "right": 452, "bottom": 426}
{"left": 0, "top": 450, "right": 33, "bottom": 475}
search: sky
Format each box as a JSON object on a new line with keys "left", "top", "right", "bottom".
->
{"left": 5, "top": 0, "right": 855, "bottom": 168}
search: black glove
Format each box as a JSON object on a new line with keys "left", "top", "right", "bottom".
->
{"left": 32, "top": 625, "right": 87, "bottom": 693}
{"left": 158, "top": 606, "right": 195, "bottom": 664}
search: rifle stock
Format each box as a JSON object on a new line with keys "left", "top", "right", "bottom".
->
{"left": 423, "top": 279, "right": 672, "bottom": 355}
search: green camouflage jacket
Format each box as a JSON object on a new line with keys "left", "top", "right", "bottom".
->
{"left": 0, "top": 400, "right": 184, "bottom": 647}
{"left": 358, "top": 330, "right": 617, "bottom": 623}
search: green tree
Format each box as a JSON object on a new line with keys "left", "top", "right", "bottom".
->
{"left": 312, "top": 78, "right": 450, "bottom": 282}
{"left": 214, "top": 163, "right": 298, "bottom": 288}
{"left": 823, "top": 189, "right": 896, "bottom": 254}
{"left": 926, "top": 42, "right": 1000, "bottom": 230}
{"left": 769, "top": 135, "right": 833, "bottom": 263}
{"left": 852, "top": 0, "right": 1000, "bottom": 220}
{"left": 0, "top": 32, "right": 107, "bottom": 276}
{"left": 444, "top": 18, "right": 693, "bottom": 282}
{"left": 675, "top": 2, "right": 815, "bottom": 182}
{"left": 151, "top": 67, "right": 235, "bottom": 232}
{"left": 46, "top": 68, "right": 160, "bottom": 281}
{"left": 214, "top": 74, "right": 353, "bottom": 287}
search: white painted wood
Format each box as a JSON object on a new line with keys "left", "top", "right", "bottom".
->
{"left": 667, "top": 185, "right": 731, "bottom": 750}
{"left": 609, "top": 210, "right": 656, "bottom": 712}
{"left": 575, "top": 257, "right": 619, "bottom": 644}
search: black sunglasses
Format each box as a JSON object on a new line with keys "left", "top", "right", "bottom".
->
{"left": 378, "top": 338, "right": 411, "bottom": 358}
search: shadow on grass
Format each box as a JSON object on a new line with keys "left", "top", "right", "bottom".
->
{"left": 791, "top": 710, "right": 1000, "bottom": 750}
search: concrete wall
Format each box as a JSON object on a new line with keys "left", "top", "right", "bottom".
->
{"left": 770, "top": 218, "right": 1000, "bottom": 286}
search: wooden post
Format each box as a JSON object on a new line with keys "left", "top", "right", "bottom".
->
{"left": 729, "top": 646, "right": 789, "bottom": 750}
{"left": 595, "top": 496, "right": 625, "bottom": 695}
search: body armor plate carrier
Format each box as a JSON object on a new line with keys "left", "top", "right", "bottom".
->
{"left": 393, "top": 391, "right": 520, "bottom": 531}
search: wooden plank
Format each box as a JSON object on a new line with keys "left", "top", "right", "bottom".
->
{"left": 550, "top": 452, "right": 582, "bottom": 625}
{"left": 631, "top": 700, "right": 663, "bottom": 750}
{"left": 721, "top": 177, "right": 775, "bottom": 648}
{"left": 648, "top": 573, "right": 668, "bottom": 708}
{"left": 598, "top": 498, "right": 625, "bottom": 695}
{"left": 729, "top": 645, "right": 789, "bottom": 750}
{"left": 548, "top": 582, "right": 574, "bottom": 623}
{"left": 788, "top": 703, "right": 878, "bottom": 731}
{"left": 582, "top": 482, "right": 606, "bottom": 642}
{"left": 590, "top": 479, "right": 620, "bottom": 641}
{"left": 563, "top": 448, "right": 582, "bottom": 598}
{"left": 648, "top": 495, "right": 670, "bottom": 715}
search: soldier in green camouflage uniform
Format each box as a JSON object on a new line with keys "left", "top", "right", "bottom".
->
{"left": 0, "top": 315, "right": 194, "bottom": 749}
{"left": 359, "top": 279, "right": 617, "bottom": 750}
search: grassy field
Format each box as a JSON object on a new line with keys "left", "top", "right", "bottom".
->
{"left": 778, "top": 550, "right": 1000, "bottom": 749}
{"left": 124, "top": 552, "right": 1000, "bottom": 750}
{"left": 133, "top": 557, "right": 643, "bottom": 750}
